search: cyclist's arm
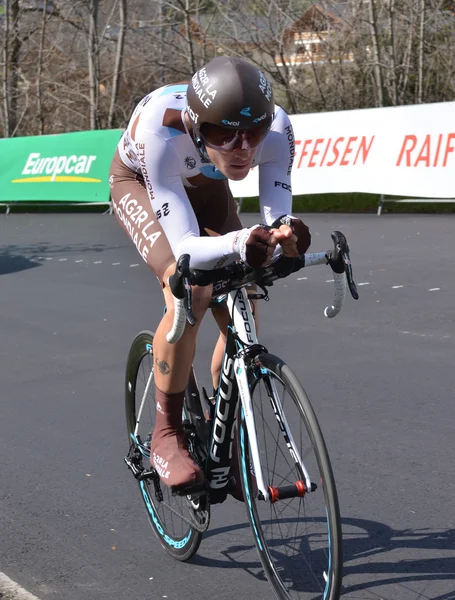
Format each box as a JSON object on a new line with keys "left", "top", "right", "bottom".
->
{"left": 258, "top": 108, "right": 294, "bottom": 225}
{"left": 135, "top": 130, "right": 239, "bottom": 270}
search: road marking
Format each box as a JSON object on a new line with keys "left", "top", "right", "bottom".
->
{"left": 0, "top": 572, "right": 41, "bottom": 600}
{"left": 93, "top": 261, "right": 102, "bottom": 264}
{"left": 358, "top": 282, "right": 370, "bottom": 286}
{"left": 297, "top": 277, "right": 307, "bottom": 280}
{"left": 400, "top": 330, "right": 451, "bottom": 341}
{"left": 429, "top": 288, "right": 440, "bottom": 291}
{"left": 75, "top": 260, "right": 84, "bottom": 263}
{"left": 392, "top": 285, "right": 404, "bottom": 289}
{"left": 112, "top": 262, "right": 121, "bottom": 265}
{"left": 130, "top": 264, "right": 139, "bottom": 267}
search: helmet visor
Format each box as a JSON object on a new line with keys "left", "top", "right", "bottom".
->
{"left": 199, "top": 117, "right": 273, "bottom": 151}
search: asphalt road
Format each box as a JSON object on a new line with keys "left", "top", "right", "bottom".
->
{"left": 1, "top": 213, "right": 454, "bottom": 600}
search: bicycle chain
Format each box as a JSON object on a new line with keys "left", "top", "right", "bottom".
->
{"left": 159, "top": 496, "right": 210, "bottom": 533}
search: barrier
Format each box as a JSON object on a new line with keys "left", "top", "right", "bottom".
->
{"left": 229, "top": 101, "right": 455, "bottom": 207}
{"left": 0, "top": 129, "right": 123, "bottom": 212}
{"left": 377, "top": 194, "right": 455, "bottom": 216}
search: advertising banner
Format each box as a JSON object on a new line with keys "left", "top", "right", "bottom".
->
{"left": 229, "top": 101, "right": 455, "bottom": 199}
{"left": 0, "top": 129, "right": 123, "bottom": 203}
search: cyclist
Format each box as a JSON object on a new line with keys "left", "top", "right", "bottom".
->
{"left": 109, "top": 55, "right": 311, "bottom": 499}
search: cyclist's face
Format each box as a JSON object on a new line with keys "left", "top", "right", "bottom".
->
{"left": 205, "top": 145, "right": 257, "bottom": 181}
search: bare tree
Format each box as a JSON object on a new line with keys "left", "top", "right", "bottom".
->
{"left": 367, "top": 0, "right": 385, "bottom": 106}
{"left": 87, "top": 0, "right": 100, "bottom": 129}
{"left": 36, "top": 0, "right": 49, "bottom": 134}
{"left": 107, "top": 0, "right": 126, "bottom": 128}
{"left": 417, "top": 0, "right": 425, "bottom": 103}
{"left": 2, "top": 0, "right": 21, "bottom": 136}
{"left": 1, "top": 0, "right": 455, "bottom": 135}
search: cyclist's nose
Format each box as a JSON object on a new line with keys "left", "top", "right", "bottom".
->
{"left": 231, "top": 132, "right": 254, "bottom": 151}
{"left": 240, "top": 133, "right": 254, "bottom": 151}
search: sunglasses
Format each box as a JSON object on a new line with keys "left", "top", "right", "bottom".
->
{"left": 199, "top": 117, "right": 273, "bottom": 151}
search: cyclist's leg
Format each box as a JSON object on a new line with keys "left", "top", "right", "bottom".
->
{"left": 187, "top": 180, "right": 259, "bottom": 501}
{"left": 186, "top": 179, "right": 245, "bottom": 389}
{"left": 110, "top": 152, "right": 209, "bottom": 488}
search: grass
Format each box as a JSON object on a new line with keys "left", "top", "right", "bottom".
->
{"left": 1, "top": 193, "right": 454, "bottom": 214}
{"left": 239, "top": 193, "right": 455, "bottom": 214}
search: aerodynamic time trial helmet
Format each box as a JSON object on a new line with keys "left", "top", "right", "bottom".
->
{"left": 186, "top": 56, "right": 275, "bottom": 152}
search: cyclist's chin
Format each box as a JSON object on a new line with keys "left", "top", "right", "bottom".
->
{"left": 223, "top": 164, "right": 251, "bottom": 180}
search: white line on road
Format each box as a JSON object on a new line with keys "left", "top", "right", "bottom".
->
{"left": 0, "top": 572, "right": 41, "bottom": 600}
{"left": 400, "top": 330, "right": 451, "bottom": 340}
{"left": 357, "top": 282, "right": 370, "bottom": 286}
{"left": 392, "top": 285, "right": 404, "bottom": 289}
{"left": 130, "top": 264, "right": 139, "bottom": 267}
{"left": 429, "top": 288, "right": 440, "bottom": 291}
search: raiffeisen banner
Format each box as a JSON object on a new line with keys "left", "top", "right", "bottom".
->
{"left": 0, "top": 130, "right": 123, "bottom": 203}
{"left": 229, "top": 101, "right": 455, "bottom": 199}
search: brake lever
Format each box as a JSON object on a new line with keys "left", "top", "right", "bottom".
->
{"left": 169, "top": 254, "right": 196, "bottom": 326}
{"left": 327, "top": 231, "right": 359, "bottom": 300}
{"left": 183, "top": 275, "right": 196, "bottom": 326}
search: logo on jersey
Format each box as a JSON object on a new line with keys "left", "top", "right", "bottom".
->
{"left": 275, "top": 181, "right": 292, "bottom": 192}
{"left": 222, "top": 120, "right": 240, "bottom": 127}
{"left": 156, "top": 203, "right": 170, "bottom": 219}
{"left": 285, "top": 124, "right": 295, "bottom": 176}
{"left": 240, "top": 107, "right": 251, "bottom": 116}
{"left": 184, "top": 156, "right": 196, "bottom": 170}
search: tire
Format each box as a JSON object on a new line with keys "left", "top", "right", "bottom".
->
{"left": 237, "top": 353, "right": 343, "bottom": 600}
{"left": 125, "top": 330, "right": 204, "bottom": 561}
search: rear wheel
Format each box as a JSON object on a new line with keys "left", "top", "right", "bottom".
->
{"left": 237, "top": 353, "right": 343, "bottom": 600}
{"left": 124, "top": 330, "right": 207, "bottom": 561}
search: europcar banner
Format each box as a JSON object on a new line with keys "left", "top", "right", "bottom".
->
{"left": 229, "top": 101, "right": 455, "bottom": 199}
{"left": 0, "top": 130, "right": 123, "bottom": 203}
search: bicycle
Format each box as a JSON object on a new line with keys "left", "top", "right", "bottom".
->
{"left": 124, "top": 231, "right": 358, "bottom": 600}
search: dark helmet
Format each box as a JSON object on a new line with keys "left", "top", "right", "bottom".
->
{"left": 186, "top": 56, "right": 275, "bottom": 151}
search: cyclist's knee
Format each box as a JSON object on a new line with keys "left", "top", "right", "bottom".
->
{"left": 189, "top": 285, "right": 212, "bottom": 320}
{"left": 161, "top": 264, "right": 212, "bottom": 323}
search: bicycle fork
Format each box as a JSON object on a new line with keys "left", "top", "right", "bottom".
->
{"left": 235, "top": 354, "right": 316, "bottom": 503}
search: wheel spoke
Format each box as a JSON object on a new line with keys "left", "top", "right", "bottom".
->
{"left": 239, "top": 357, "right": 342, "bottom": 599}
{"left": 125, "top": 333, "right": 205, "bottom": 561}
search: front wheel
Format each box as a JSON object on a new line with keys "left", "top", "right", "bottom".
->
{"left": 237, "top": 353, "right": 343, "bottom": 600}
{"left": 124, "top": 330, "right": 205, "bottom": 561}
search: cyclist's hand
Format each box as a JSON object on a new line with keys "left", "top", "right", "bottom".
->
{"left": 270, "top": 216, "right": 311, "bottom": 255}
{"left": 232, "top": 225, "right": 278, "bottom": 268}
{"left": 270, "top": 225, "right": 299, "bottom": 257}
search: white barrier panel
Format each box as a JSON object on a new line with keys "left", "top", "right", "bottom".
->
{"left": 229, "top": 101, "right": 455, "bottom": 199}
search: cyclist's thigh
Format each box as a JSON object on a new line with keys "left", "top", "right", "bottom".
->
{"left": 187, "top": 180, "right": 249, "bottom": 326}
{"left": 109, "top": 150, "right": 174, "bottom": 284}
{"left": 186, "top": 179, "right": 242, "bottom": 236}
